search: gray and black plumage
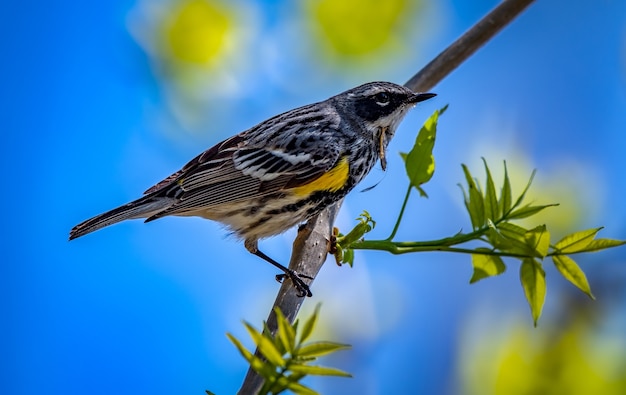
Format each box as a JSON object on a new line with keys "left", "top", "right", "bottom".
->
{"left": 69, "top": 81, "right": 435, "bottom": 296}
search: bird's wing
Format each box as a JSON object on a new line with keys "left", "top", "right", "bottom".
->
{"left": 142, "top": 134, "right": 245, "bottom": 195}
{"left": 144, "top": 122, "right": 342, "bottom": 218}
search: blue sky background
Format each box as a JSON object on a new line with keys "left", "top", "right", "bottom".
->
{"left": 2, "top": 0, "right": 626, "bottom": 394}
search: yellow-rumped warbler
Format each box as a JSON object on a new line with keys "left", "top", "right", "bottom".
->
{"left": 69, "top": 81, "right": 435, "bottom": 296}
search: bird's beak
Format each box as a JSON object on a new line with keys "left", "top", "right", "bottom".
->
{"left": 407, "top": 92, "right": 436, "bottom": 104}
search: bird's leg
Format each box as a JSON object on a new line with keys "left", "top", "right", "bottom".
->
{"left": 244, "top": 239, "right": 313, "bottom": 297}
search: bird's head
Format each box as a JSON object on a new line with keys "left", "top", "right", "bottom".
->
{"left": 334, "top": 81, "right": 436, "bottom": 170}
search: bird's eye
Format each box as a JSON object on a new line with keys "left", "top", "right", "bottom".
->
{"left": 374, "top": 92, "right": 390, "bottom": 106}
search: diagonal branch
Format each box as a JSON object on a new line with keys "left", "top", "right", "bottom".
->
{"left": 238, "top": 0, "right": 535, "bottom": 393}
{"left": 405, "top": 0, "right": 535, "bottom": 92}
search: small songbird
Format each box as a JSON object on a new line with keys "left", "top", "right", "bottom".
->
{"left": 69, "top": 81, "right": 435, "bottom": 296}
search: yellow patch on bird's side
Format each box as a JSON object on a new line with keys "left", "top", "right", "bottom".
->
{"left": 292, "top": 156, "right": 349, "bottom": 196}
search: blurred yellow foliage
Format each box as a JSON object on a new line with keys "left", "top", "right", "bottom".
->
{"left": 461, "top": 319, "right": 626, "bottom": 395}
{"left": 164, "top": 0, "right": 232, "bottom": 65}
{"left": 306, "top": 0, "right": 418, "bottom": 57}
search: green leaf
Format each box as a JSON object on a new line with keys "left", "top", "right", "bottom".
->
{"left": 459, "top": 184, "right": 472, "bottom": 229}
{"left": 511, "top": 169, "right": 537, "bottom": 210}
{"left": 342, "top": 248, "right": 355, "bottom": 267}
{"left": 286, "top": 381, "right": 320, "bottom": 395}
{"left": 249, "top": 355, "right": 277, "bottom": 379}
{"left": 572, "top": 238, "right": 626, "bottom": 253}
{"left": 297, "top": 342, "right": 351, "bottom": 358}
{"left": 332, "top": 244, "right": 344, "bottom": 265}
{"left": 416, "top": 185, "right": 429, "bottom": 198}
{"left": 227, "top": 333, "right": 277, "bottom": 378}
{"left": 470, "top": 249, "right": 506, "bottom": 283}
{"left": 520, "top": 258, "right": 546, "bottom": 327}
{"left": 292, "top": 318, "right": 299, "bottom": 336}
{"left": 499, "top": 161, "right": 512, "bottom": 216}
{"left": 338, "top": 211, "right": 375, "bottom": 247}
{"left": 462, "top": 164, "right": 485, "bottom": 229}
{"left": 554, "top": 228, "right": 602, "bottom": 253}
{"left": 494, "top": 222, "right": 533, "bottom": 255}
{"left": 270, "top": 374, "right": 305, "bottom": 395}
{"left": 299, "top": 304, "right": 320, "bottom": 344}
{"left": 288, "top": 364, "right": 353, "bottom": 377}
{"left": 487, "top": 226, "right": 514, "bottom": 250}
{"left": 244, "top": 322, "right": 285, "bottom": 367}
{"left": 552, "top": 255, "right": 594, "bottom": 299}
{"left": 586, "top": 238, "right": 626, "bottom": 251}
{"left": 261, "top": 321, "right": 286, "bottom": 356}
{"left": 226, "top": 332, "right": 254, "bottom": 363}
{"left": 404, "top": 108, "right": 443, "bottom": 190}
{"left": 275, "top": 307, "right": 296, "bottom": 355}
{"left": 498, "top": 222, "right": 528, "bottom": 241}
{"left": 334, "top": 214, "right": 366, "bottom": 267}
{"left": 524, "top": 225, "right": 550, "bottom": 258}
{"left": 285, "top": 372, "right": 306, "bottom": 384}
{"left": 482, "top": 158, "right": 498, "bottom": 221}
{"left": 263, "top": 373, "right": 293, "bottom": 395}
{"left": 507, "top": 203, "right": 558, "bottom": 220}
{"left": 459, "top": 184, "right": 469, "bottom": 208}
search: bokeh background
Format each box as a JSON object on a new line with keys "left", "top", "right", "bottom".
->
{"left": 2, "top": 0, "right": 626, "bottom": 394}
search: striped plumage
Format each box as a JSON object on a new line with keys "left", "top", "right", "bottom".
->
{"left": 70, "top": 81, "right": 435, "bottom": 296}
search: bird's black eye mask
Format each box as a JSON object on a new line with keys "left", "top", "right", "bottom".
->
{"left": 353, "top": 93, "right": 407, "bottom": 122}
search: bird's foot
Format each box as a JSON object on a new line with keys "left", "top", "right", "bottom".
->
{"left": 275, "top": 270, "right": 313, "bottom": 297}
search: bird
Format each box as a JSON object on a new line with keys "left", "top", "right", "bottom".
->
{"left": 69, "top": 81, "right": 435, "bottom": 296}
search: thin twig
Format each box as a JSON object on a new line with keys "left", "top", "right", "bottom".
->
{"left": 387, "top": 184, "right": 413, "bottom": 241}
{"left": 238, "top": 0, "right": 535, "bottom": 393}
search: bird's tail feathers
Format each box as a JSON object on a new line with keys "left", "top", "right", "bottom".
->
{"left": 69, "top": 195, "right": 175, "bottom": 240}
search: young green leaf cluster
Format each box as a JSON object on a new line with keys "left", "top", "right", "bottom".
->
{"left": 332, "top": 211, "right": 376, "bottom": 267}
{"left": 225, "top": 305, "right": 351, "bottom": 395}
{"left": 460, "top": 161, "right": 624, "bottom": 325}
{"left": 332, "top": 108, "right": 625, "bottom": 326}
